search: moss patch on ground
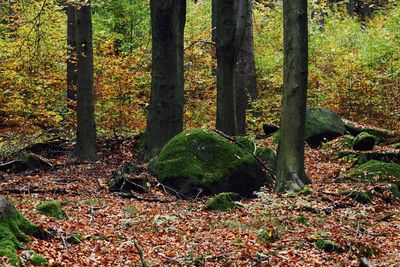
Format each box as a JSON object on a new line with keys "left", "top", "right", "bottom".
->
{"left": 151, "top": 129, "right": 268, "bottom": 197}
{"left": 36, "top": 200, "right": 66, "bottom": 219}
{"left": 205, "top": 192, "right": 240, "bottom": 212}
{"left": 0, "top": 196, "right": 47, "bottom": 265}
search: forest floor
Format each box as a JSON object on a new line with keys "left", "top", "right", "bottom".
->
{"left": 0, "top": 135, "right": 399, "bottom": 266}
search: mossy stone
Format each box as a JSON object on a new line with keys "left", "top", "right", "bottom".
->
{"left": 271, "top": 108, "right": 345, "bottom": 147}
{"left": 0, "top": 196, "right": 47, "bottom": 265}
{"left": 315, "top": 239, "right": 344, "bottom": 252}
{"left": 205, "top": 192, "right": 240, "bottom": 212}
{"left": 305, "top": 108, "right": 345, "bottom": 147}
{"left": 339, "top": 160, "right": 400, "bottom": 182}
{"left": 151, "top": 129, "right": 268, "bottom": 197}
{"left": 66, "top": 233, "right": 83, "bottom": 244}
{"left": 338, "top": 135, "right": 355, "bottom": 149}
{"left": 233, "top": 136, "right": 277, "bottom": 171}
{"left": 36, "top": 201, "right": 66, "bottom": 219}
{"left": 394, "top": 143, "right": 400, "bottom": 149}
{"left": 30, "top": 252, "right": 48, "bottom": 266}
{"left": 352, "top": 132, "right": 376, "bottom": 151}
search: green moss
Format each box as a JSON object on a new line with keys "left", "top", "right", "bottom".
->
{"left": 389, "top": 183, "right": 400, "bottom": 198}
{"left": 338, "top": 135, "right": 355, "bottom": 149}
{"left": 315, "top": 239, "right": 344, "bottom": 252}
{"left": 36, "top": 201, "right": 66, "bottom": 219}
{"left": 394, "top": 143, "right": 400, "bottom": 149}
{"left": 30, "top": 252, "right": 48, "bottom": 266}
{"left": 0, "top": 197, "right": 47, "bottom": 265}
{"left": 205, "top": 192, "right": 239, "bottom": 212}
{"left": 340, "top": 160, "right": 400, "bottom": 182}
{"left": 352, "top": 132, "right": 376, "bottom": 151}
{"left": 255, "top": 147, "right": 277, "bottom": 171}
{"left": 152, "top": 129, "right": 267, "bottom": 197}
{"left": 305, "top": 108, "right": 345, "bottom": 147}
{"left": 298, "top": 186, "right": 312, "bottom": 196}
{"left": 66, "top": 233, "right": 83, "bottom": 244}
{"left": 272, "top": 131, "right": 280, "bottom": 144}
{"left": 257, "top": 228, "right": 279, "bottom": 243}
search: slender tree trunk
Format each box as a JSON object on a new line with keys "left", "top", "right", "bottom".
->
{"left": 215, "top": 0, "right": 246, "bottom": 136}
{"left": 143, "top": 0, "right": 186, "bottom": 160}
{"left": 276, "top": 0, "right": 311, "bottom": 192}
{"left": 234, "top": 0, "right": 256, "bottom": 135}
{"left": 67, "top": 4, "right": 77, "bottom": 106}
{"left": 75, "top": 1, "right": 97, "bottom": 161}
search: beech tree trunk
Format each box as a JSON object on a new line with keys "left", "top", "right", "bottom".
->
{"left": 67, "top": 4, "right": 77, "bottom": 106}
{"left": 216, "top": 0, "right": 236, "bottom": 135}
{"left": 75, "top": 1, "right": 97, "bottom": 161}
{"left": 234, "top": 0, "right": 256, "bottom": 135}
{"left": 276, "top": 0, "right": 311, "bottom": 192}
{"left": 143, "top": 0, "right": 186, "bottom": 160}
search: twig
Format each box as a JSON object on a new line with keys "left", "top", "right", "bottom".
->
{"left": 113, "top": 191, "right": 169, "bottom": 203}
{"left": 184, "top": 39, "right": 215, "bottom": 51}
{"left": 133, "top": 239, "right": 148, "bottom": 267}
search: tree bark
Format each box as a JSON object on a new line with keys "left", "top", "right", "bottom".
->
{"left": 67, "top": 4, "right": 77, "bottom": 106}
{"left": 215, "top": 0, "right": 246, "bottom": 136}
{"left": 75, "top": 1, "right": 97, "bottom": 161}
{"left": 234, "top": 0, "right": 256, "bottom": 136}
{"left": 143, "top": 0, "right": 186, "bottom": 160}
{"left": 276, "top": 0, "right": 311, "bottom": 192}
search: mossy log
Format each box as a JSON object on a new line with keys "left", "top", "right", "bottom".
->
{"left": 0, "top": 196, "right": 48, "bottom": 265}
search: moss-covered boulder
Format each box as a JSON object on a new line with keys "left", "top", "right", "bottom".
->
{"left": 339, "top": 160, "right": 400, "bottom": 182}
{"left": 205, "top": 192, "right": 240, "bottom": 212}
{"left": 272, "top": 108, "right": 346, "bottom": 147}
{"left": 108, "top": 164, "right": 149, "bottom": 193}
{"left": 305, "top": 108, "right": 346, "bottom": 147}
{"left": 338, "top": 151, "right": 400, "bottom": 165}
{"left": 0, "top": 196, "right": 48, "bottom": 265}
{"left": 352, "top": 132, "right": 376, "bottom": 151}
{"left": 151, "top": 129, "right": 268, "bottom": 198}
{"left": 234, "top": 136, "right": 277, "bottom": 171}
{"left": 36, "top": 201, "right": 66, "bottom": 220}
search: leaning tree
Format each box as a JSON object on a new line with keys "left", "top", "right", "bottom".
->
{"left": 276, "top": 0, "right": 311, "bottom": 192}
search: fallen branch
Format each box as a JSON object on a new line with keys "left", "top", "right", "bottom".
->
{"left": 113, "top": 191, "right": 169, "bottom": 203}
{"left": 184, "top": 39, "right": 215, "bottom": 51}
{"left": 212, "top": 129, "right": 276, "bottom": 187}
{"left": 134, "top": 239, "right": 149, "bottom": 267}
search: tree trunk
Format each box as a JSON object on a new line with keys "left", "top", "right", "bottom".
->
{"left": 75, "top": 1, "right": 97, "bottom": 161}
{"left": 143, "top": 0, "right": 186, "bottom": 160}
{"left": 234, "top": 0, "right": 257, "bottom": 136}
{"left": 276, "top": 0, "right": 311, "bottom": 192}
{"left": 215, "top": 0, "right": 246, "bottom": 136}
{"left": 67, "top": 4, "right": 77, "bottom": 106}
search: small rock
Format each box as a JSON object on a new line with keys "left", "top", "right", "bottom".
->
{"left": 353, "top": 132, "right": 376, "bottom": 151}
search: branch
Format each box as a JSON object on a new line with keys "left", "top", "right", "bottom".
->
{"left": 184, "top": 39, "right": 215, "bottom": 51}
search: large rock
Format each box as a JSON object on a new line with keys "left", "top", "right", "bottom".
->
{"left": 305, "top": 108, "right": 346, "bottom": 147}
{"left": 338, "top": 151, "right": 400, "bottom": 165}
{"left": 0, "top": 196, "right": 48, "bottom": 265}
{"left": 339, "top": 160, "right": 400, "bottom": 182}
{"left": 151, "top": 129, "right": 269, "bottom": 198}
{"left": 338, "top": 160, "right": 400, "bottom": 199}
